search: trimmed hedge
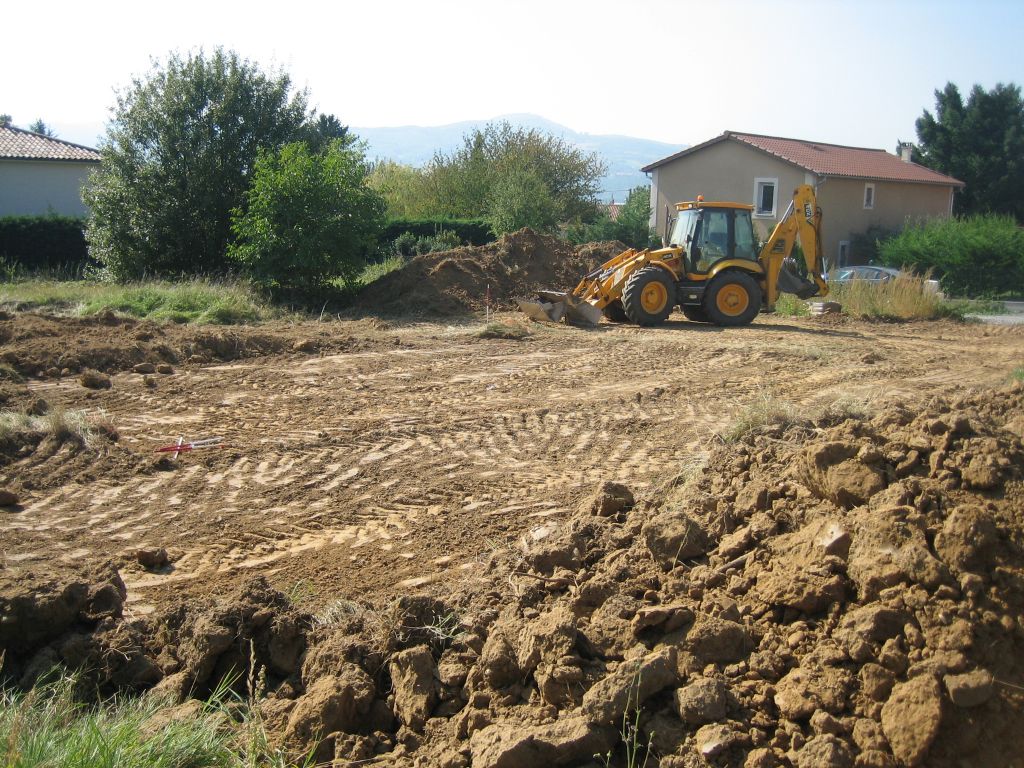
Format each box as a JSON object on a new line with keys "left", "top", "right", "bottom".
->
{"left": 878, "top": 214, "right": 1024, "bottom": 297}
{"left": 382, "top": 218, "right": 493, "bottom": 246}
{"left": 0, "top": 216, "right": 92, "bottom": 272}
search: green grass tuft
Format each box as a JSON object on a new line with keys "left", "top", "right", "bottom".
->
{"left": 0, "top": 672, "right": 235, "bottom": 768}
{"left": 0, "top": 278, "right": 277, "bottom": 324}
{"left": 476, "top": 322, "right": 531, "bottom": 340}
{"left": 357, "top": 254, "right": 406, "bottom": 286}
{"left": 0, "top": 668, "right": 316, "bottom": 768}
{"left": 1012, "top": 366, "right": 1024, "bottom": 383}
{"left": 772, "top": 294, "right": 811, "bottom": 317}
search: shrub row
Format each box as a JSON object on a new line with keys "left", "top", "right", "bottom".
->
{"left": 0, "top": 216, "right": 91, "bottom": 272}
{"left": 381, "top": 218, "right": 493, "bottom": 247}
{"left": 879, "top": 214, "right": 1024, "bottom": 297}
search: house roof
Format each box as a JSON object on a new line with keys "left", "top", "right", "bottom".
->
{"left": 642, "top": 131, "right": 964, "bottom": 187}
{"left": 0, "top": 124, "right": 101, "bottom": 163}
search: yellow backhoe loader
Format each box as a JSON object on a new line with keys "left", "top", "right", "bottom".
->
{"left": 519, "top": 184, "right": 828, "bottom": 327}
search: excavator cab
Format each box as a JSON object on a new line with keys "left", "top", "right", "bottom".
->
{"left": 671, "top": 201, "right": 759, "bottom": 273}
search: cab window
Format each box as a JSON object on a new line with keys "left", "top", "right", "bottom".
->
{"left": 734, "top": 210, "right": 756, "bottom": 260}
{"left": 694, "top": 210, "right": 729, "bottom": 271}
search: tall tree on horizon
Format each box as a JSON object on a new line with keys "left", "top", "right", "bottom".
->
{"left": 915, "top": 81, "right": 1024, "bottom": 221}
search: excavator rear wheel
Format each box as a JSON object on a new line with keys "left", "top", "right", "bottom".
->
{"left": 704, "top": 271, "right": 762, "bottom": 327}
{"left": 602, "top": 299, "right": 629, "bottom": 323}
{"left": 622, "top": 266, "right": 675, "bottom": 326}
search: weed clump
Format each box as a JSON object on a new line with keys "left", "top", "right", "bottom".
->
{"left": 830, "top": 273, "right": 950, "bottom": 320}
{"left": 476, "top": 322, "right": 531, "bottom": 340}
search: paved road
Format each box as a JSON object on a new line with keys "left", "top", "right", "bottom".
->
{"left": 968, "top": 300, "right": 1024, "bottom": 325}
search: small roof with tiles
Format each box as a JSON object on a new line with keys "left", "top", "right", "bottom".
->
{"left": 642, "top": 131, "right": 963, "bottom": 187}
{"left": 0, "top": 124, "right": 101, "bottom": 162}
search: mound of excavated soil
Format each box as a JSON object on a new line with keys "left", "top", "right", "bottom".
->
{"left": 2, "top": 385, "right": 1022, "bottom": 767}
{"left": 354, "top": 230, "right": 626, "bottom": 316}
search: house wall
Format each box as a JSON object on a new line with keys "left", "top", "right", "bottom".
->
{"left": 0, "top": 160, "right": 97, "bottom": 217}
{"left": 817, "top": 178, "right": 954, "bottom": 267}
{"left": 648, "top": 139, "right": 807, "bottom": 241}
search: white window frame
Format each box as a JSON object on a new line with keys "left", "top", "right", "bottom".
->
{"left": 863, "top": 183, "right": 875, "bottom": 210}
{"left": 838, "top": 240, "right": 851, "bottom": 267}
{"left": 753, "top": 177, "right": 778, "bottom": 218}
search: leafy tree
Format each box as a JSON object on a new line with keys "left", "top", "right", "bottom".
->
{"left": 367, "top": 160, "right": 434, "bottom": 218}
{"left": 614, "top": 186, "right": 657, "bottom": 249}
{"left": 427, "top": 122, "right": 606, "bottom": 225}
{"left": 915, "top": 82, "right": 1024, "bottom": 220}
{"left": 0, "top": 114, "right": 11, "bottom": 127}
{"left": 84, "top": 48, "right": 309, "bottom": 279}
{"left": 27, "top": 119, "right": 56, "bottom": 137}
{"left": 297, "top": 113, "right": 351, "bottom": 154}
{"left": 228, "top": 140, "right": 386, "bottom": 291}
{"left": 485, "top": 165, "right": 557, "bottom": 235}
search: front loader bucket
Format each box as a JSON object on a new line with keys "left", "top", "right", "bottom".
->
{"left": 518, "top": 298, "right": 566, "bottom": 323}
{"left": 563, "top": 299, "right": 602, "bottom": 326}
{"left": 520, "top": 290, "right": 602, "bottom": 326}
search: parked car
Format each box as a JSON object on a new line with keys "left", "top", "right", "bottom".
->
{"left": 832, "top": 265, "right": 943, "bottom": 295}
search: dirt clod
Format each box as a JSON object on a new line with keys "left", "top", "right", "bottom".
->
{"left": 80, "top": 369, "right": 111, "bottom": 389}
{"left": 881, "top": 675, "right": 943, "bottom": 766}
{"left": 136, "top": 547, "right": 170, "bottom": 570}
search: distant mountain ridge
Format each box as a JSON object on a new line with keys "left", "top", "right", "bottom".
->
{"left": 353, "top": 114, "right": 685, "bottom": 203}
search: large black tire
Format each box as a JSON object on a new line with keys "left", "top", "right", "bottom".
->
{"left": 622, "top": 266, "right": 676, "bottom": 327}
{"left": 704, "top": 271, "right": 762, "bottom": 327}
{"left": 682, "top": 307, "right": 710, "bottom": 323}
{"left": 602, "top": 299, "right": 629, "bottom": 323}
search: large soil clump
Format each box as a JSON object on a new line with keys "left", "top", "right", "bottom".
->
{"left": 355, "top": 230, "right": 625, "bottom": 315}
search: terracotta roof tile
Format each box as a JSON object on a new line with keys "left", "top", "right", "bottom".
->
{"left": 643, "top": 131, "right": 963, "bottom": 187}
{"left": 0, "top": 125, "right": 101, "bottom": 162}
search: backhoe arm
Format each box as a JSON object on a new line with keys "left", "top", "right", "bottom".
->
{"left": 759, "top": 184, "right": 829, "bottom": 308}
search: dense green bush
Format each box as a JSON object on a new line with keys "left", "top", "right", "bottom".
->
{"left": 878, "top": 215, "right": 1024, "bottom": 296}
{"left": 392, "top": 229, "right": 462, "bottom": 258}
{"left": 382, "top": 218, "right": 492, "bottom": 246}
{"left": 0, "top": 216, "right": 91, "bottom": 272}
{"left": 228, "top": 140, "right": 386, "bottom": 291}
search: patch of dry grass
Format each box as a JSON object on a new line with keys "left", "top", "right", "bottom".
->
{"left": 0, "top": 408, "right": 111, "bottom": 447}
{"left": 830, "top": 273, "right": 951, "bottom": 320}
{"left": 723, "top": 389, "right": 877, "bottom": 442}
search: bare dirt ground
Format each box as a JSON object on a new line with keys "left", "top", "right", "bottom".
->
{"left": 2, "top": 310, "right": 1019, "bottom": 618}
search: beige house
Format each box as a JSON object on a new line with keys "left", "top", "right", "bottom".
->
{"left": 0, "top": 124, "right": 101, "bottom": 217}
{"left": 642, "top": 131, "right": 964, "bottom": 269}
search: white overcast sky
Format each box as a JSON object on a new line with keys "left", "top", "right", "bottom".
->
{"left": 3, "top": 0, "right": 1022, "bottom": 152}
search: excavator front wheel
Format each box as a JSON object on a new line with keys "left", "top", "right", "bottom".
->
{"left": 704, "top": 271, "right": 762, "bottom": 327}
{"left": 622, "top": 266, "right": 675, "bottom": 326}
